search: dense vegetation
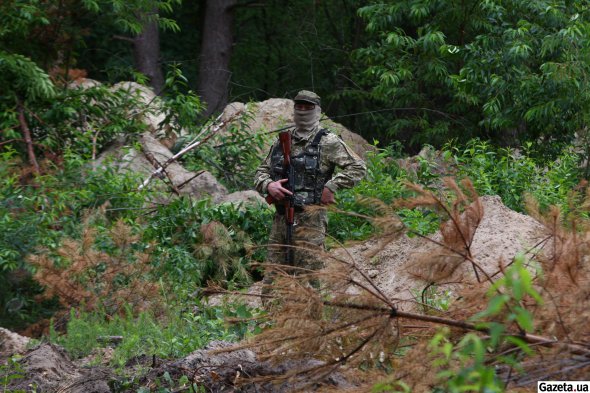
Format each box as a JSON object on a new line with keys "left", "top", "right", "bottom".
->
{"left": 2, "top": 0, "right": 590, "bottom": 391}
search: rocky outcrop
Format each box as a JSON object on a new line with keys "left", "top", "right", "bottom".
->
{"left": 90, "top": 88, "right": 376, "bottom": 205}
{"left": 217, "top": 190, "right": 266, "bottom": 207}
{"left": 110, "top": 82, "right": 177, "bottom": 147}
{"left": 98, "top": 132, "right": 228, "bottom": 203}
{"left": 221, "top": 98, "right": 375, "bottom": 159}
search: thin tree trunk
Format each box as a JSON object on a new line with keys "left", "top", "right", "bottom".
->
{"left": 197, "top": 0, "right": 237, "bottom": 117}
{"left": 16, "top": 98, "right": 40, "bottom": 175}
{"left": 134, "top": 11, "right": 164, "bottom": 95}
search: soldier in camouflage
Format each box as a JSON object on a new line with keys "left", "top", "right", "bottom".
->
{"left": 254, "top": 90, "right": 366, "bottom": 287}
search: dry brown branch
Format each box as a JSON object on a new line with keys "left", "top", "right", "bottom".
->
{"left": 202, "top": 178, "right": 590, "bottom": 390}
{"left": 29, "top": 213, "right": 161, "bottom": 316}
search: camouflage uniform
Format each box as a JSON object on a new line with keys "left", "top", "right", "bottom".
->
{"left": 254, "top": 91, "right": 366, "bottom": 278}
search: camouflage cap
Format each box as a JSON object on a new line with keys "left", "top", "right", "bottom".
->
{"left": 294, "top": 90, "right": 321, "bottom": 106}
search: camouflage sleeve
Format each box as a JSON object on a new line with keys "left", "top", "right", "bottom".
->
{"left": 322, "top": 134, "right": 367, "bottom": 193}
{"left": 253, "top": 144, "right": 275, "bottom": 195}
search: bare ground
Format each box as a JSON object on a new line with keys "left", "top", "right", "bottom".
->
{"left": 332, "top": 195, "right": 545, "bottom": 306}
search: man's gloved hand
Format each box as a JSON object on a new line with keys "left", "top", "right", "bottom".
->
{"left": 267, "top": 179, "right": 293, "bottom": 201}
{"left": 321, "top": 187, "right": 335, "bottom": 205}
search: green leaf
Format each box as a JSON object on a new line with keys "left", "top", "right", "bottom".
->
{"left": 513, "top": 306, "right": 534, "bottom": 332}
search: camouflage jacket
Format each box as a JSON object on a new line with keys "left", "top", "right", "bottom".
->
{"left": 253, "top": 127, "right": 367, "bottom": 199}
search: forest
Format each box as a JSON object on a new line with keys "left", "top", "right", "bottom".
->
{"left": 1, "top": 0, "right": 590, "bottom": 392}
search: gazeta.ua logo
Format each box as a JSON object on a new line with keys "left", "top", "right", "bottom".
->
{"left": 538, "top": 381, "right": 590, "bottom": 392}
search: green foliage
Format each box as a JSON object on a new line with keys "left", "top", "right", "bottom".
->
{"left": 431, "top": 330, "right": 505, "bottom": 392}
{"left": 442, "top": 139, "right": 583, "bottom": 212}
{"left": 182, "top": 107, "right": 270, "bottom": 192}
{"left": 414, "top": 285, "right": 453, "bottom": 313}
{"left": 330, "top": 144, "right": 440, "bottom": 243}
{"left": 427, "top": 256, "right": 541, "bottom": 392}
{"left": 474, "top": 255, "right": 542, "bottom": 333}
{"left": 372, "top": 380, "right": 411, "bottom": 393}
{"left": 0, "top": 155, "right": 149, "bottom": 329}
{"left": 52, "top": 301, "right": 260, "bottom": 366}
{"left": 0, "top": 356, "right": 28, "bottom": 393}
{"left": 160, "top": 65, "right": 205, "bottom": 135}
{"left": 144, "top": 197, "right": 273, "bottom": 287}
{"left": 0, "top": 51, "right": 55, "bottom": 101}
{"left": 330, "top": 145, "right": 403, "bottom": 241}
{"left": 38, "top": 85, "right": 149, "bottom": 155}
{"left": 355, "top": 0, "right": 590, "bottom": 149}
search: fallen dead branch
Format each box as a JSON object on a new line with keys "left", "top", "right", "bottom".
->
{"left": 200, "top": 178, "right": 590, "bottom": 390}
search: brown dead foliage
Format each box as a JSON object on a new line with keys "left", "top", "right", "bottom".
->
{"left": 520, "top": 190, "right": 590, "bottom": 357}
{"left": 29, "top": 212, "right": 161, "bottom": 316}
{"left": 210, "top": 177, "right": 590, "bottom": 391}
{"left": 400, "top": 178, "right": 486, "bottom": 283}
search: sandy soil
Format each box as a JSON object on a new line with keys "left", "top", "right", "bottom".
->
{"left": 332, "top": 195, "right": 545, "bottom": 304}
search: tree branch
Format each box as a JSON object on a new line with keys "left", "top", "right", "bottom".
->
{"left": 138, "top": 111, "right": 240, "bottom": 190}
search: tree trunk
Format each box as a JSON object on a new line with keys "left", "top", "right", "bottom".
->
{"left": 198, "top": 0, "right": 237, "bottom": 117}
{"left": 134, "top": 12, "right": 164, "bottom": 95}
{"left": 16, "top": 98, "right": 40, "bottom": 175}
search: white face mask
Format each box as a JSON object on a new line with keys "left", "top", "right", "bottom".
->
{"left": 294, "top": 106, "right": 321, "bottom": 132}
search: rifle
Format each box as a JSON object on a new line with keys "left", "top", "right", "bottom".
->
{"left": 265, "top": 131, "right": 295, "bottom": 264}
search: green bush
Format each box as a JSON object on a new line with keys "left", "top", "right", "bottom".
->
{"left": 51, "top": 300, "right": 261, "bottom": 366}
{"left": 330, "top": 144, "right": 440, "bottom": 243}
{"left": 442, "top": 139, "right": 583, "bottom": 212}
{"left": 427, "top": 256, "right": 540, "bottom": 392}
{"left": 0, "top": 153, "right": 150, "bottom": 329}
{"left": 144, "top": 197, "right": 273, "bottom": 287}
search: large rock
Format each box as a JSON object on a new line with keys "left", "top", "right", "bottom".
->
{"left": 97, "top": 133, "right": 228, "bottom": 203}
{"left": 217, "top": 190, "right": 267, "bottom": 207}
{"left": 221, "top": 98, "right": 375, "bottom": 159}
{"left": 139, "top": 133, "right": 228, "bottom": 202}
{"left": 111, "top": 82, "right": 177, "bottom": 146}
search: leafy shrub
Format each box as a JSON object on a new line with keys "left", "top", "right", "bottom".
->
{"left": 144, "top": 197, "right": 273, "bottom": 287}
{"left": 182, "top": 108, "right": 270, "bottom": 193}
{"left": 0, "top": 152, "right": 151, "bottom": 329}
{"left": 0, "top": 356, "right": 26, "bottom": 393}
{"left": 330, "top": 144, "right": 440, "bottom": 243}
{"left": 442, "top": 139, "right": 584, "bottom": 212}
{"left": 427, "top": 256, "right": 540, "bottom": 392}
{"left": 52, "top": 300, "right": 260, "bottom": 365}
{"left": 354, "top": 0, "right": 590, "bottom": 149}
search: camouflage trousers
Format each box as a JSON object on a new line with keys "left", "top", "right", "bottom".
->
{"left": 263, "top": 206, "right": 327, "bottom": 286}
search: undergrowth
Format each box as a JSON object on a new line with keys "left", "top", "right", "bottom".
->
{"left": 51, "top": 300, "right": 261, "bottom": 366}
{"left": 442, "top": 139, "right": 583, "bottom": 212}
